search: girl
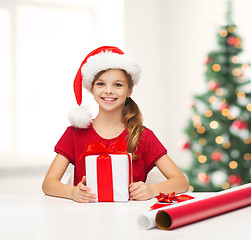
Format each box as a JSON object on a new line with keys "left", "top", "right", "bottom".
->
{"left": 42, "top": 46, "right": 189, "bottom": 203}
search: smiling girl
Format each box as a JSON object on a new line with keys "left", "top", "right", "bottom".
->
{"left": 42, "top": 46, "right": 189, "bottom": 203}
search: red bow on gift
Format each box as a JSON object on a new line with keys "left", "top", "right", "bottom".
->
{"left": 150, "top": 192, "right": 194, "bottom": 210}
{"left": 81, "top": 138, "right": 129, "bottom": 158}
{"left": 81, "top": 138, "right": 132, "bottom": 202}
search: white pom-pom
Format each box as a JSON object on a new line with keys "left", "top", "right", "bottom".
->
{"left": 68, "top": 105, "right": 92, "bottom": 128}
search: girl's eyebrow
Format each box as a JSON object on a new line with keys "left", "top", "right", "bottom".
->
{"left": 112, "top": 79, "right": 126, "bottom": 83}
{"left": 115, "top": 79, "right": 126, "bottom": 82}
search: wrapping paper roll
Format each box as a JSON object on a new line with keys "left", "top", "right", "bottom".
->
{"left": 137, "top": 205, "right": 165, "bottom": 229}
{"left": 137, "top": 183, "right": 251, "bottom": 230}
{"left": 137, "top": 194, "right": 205, "bottom": 229}
{"left": 156, "top": 183, "right": 251, "bottom": 230}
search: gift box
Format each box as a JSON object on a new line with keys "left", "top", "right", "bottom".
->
{"left": 82, "top": 138, "right": 132, "bottom": 202}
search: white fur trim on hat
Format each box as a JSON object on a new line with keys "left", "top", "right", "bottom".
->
{"left": 81, "top": 50, "right": 141, "bottom": 91}
{"left": 68, "top": 105, "right": 92, "bottom": 128}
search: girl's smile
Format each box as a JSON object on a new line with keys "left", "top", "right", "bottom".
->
{"left": 101, "top": 97, "right": 118, "bottom": 103}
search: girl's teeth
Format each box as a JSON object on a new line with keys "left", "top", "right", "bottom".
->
{"left": 103, "top": 98, "right": 115, "bottom": 101}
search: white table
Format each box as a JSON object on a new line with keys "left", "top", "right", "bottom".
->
{"left": 0, "top": 192, "right": 250, "bottom": 240}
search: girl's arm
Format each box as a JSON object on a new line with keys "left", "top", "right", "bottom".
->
{"left": 129, "top": 154, "right": 190, "bottom": 201}
{"left": 42, "top": 154, "right": 96, "bottom": 203}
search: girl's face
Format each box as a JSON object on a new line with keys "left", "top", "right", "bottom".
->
{"left": 91, "top": 69, "right": 133, "bottom": 113}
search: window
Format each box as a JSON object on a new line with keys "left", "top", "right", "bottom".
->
{"left": 0, "top": 0, "right": 124, "bottom": 166}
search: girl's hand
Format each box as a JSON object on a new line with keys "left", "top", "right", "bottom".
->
{"left": 129, "top": 181, "right": 154, "bottom": 201}
{"left": 71, "top": 176, "right": 97, "bottom": 203}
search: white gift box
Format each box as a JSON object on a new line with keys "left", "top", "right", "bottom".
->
{"left": 85, "top": 153, "right": 132, "bottom": 202}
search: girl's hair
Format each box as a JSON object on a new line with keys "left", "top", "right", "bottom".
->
{"left": 121, "top": 70, "right": 144, "bottom": 159}
{"left": 93, "top": 69, "right": 144, "bottom": 159}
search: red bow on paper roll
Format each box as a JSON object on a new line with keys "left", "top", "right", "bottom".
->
{"left": 150, "top": 192, "right": 194, "bottom": 210}
{"left": 81, "top": 138, "right": 132, "bottom": 202}
{"left": 157, "top": 192, "right": 194, "bottom": 203}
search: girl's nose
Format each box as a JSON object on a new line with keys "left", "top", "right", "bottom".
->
{"left": 105, "top": 86, "right": 113, "bottom": 94}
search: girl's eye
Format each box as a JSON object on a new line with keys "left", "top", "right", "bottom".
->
{"left": 96, "top": 82, "right": 104, "bottom": 86}
{"left": 115, "top": 83, "right": 123, "bottom": 87}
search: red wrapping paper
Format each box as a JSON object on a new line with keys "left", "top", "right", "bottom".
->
{"left": 155, "top": 183, "right": 251, "bottom": 230}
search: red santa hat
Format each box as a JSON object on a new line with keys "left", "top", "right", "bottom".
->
{"left": 68, "top": 46, "right": 142, "bottom": 128}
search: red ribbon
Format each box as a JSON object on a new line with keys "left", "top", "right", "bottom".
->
{"left": 157, "top": 192, "right": 194, "bottom": 203}
{"left": 150, "top": 192, "right": 194, "bottom": 210}
{"left": 81, "top": 138, "right": 132, "bottom": 202}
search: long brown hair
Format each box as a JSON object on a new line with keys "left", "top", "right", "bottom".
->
{"left": 93, "top": 69, "right": 144, "bottom": 159}
{"left": 121, "top": 71, "right": 144, "bottom": 159}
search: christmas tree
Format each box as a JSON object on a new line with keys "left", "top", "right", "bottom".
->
{"left": 182, "top": 1, "right": 251, "bottom": 192}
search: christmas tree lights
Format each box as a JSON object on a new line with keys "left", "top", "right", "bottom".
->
{"left": 182, "top": 1, "right": 251, "bottom": 191}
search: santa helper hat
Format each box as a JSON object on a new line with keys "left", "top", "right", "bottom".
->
{"left": 68, "top": 46, "right": 142, "bottom": 128}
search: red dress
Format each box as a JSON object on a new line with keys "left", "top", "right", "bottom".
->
{"left": 55, "top": 124, "right": 167, "bottom": 186}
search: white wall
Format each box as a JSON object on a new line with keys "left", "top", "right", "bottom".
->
{"left": 1, "top": 0, "right": 251, "bottom": 169}
{"left": 124, "top": 0, "right": 251, "bottom": 168}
